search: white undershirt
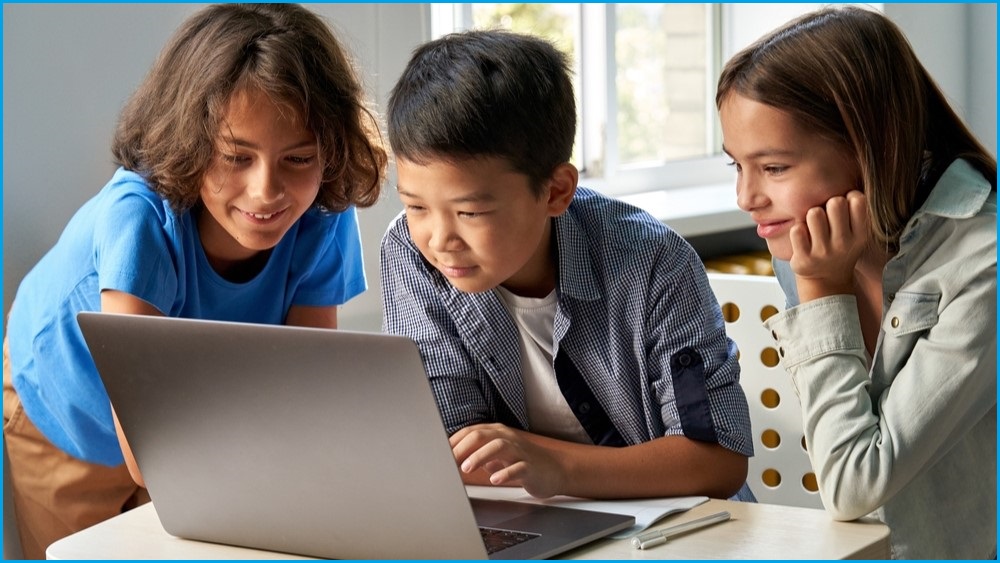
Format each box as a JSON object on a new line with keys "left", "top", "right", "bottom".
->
{"left": 494, "top": 287, "right": 591, "bottom": 444}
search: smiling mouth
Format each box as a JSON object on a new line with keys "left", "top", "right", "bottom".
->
{"left": 756, "top": 220, "right": 790, "bottom": 238}
{"left": 437, "top": 263, "right": 476, "bottom": 277}
{"left": 242, "top": 209, "right": 286, "bottom": 222}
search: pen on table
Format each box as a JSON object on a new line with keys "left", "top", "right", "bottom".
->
{"left": 631, "top": 510, "right": 732, "bottom": 550}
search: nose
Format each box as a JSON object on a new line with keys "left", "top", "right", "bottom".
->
{"left": 247, "top": 163, "right": 285, "bottom": 204}
{"left": 735, "top": 173, "right": 766, "bottom": 212}
{"left": 426, "top": 216, "right": 460, "bottom": 252}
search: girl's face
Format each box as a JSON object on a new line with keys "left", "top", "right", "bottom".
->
{"left": 198, "top": 88, "right": 322, "bottom": 271}
{"left": 719, "top": 93, "right": 861, "bottom": 261}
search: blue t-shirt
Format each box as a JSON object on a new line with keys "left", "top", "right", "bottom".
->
{"left": 6, "top": 167, "right": 367, "bottom": 465}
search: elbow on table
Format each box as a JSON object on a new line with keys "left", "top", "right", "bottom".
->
{"left": 821, "top": 486, "right": 880, "bottom": 521}
{"left": 704, "top": 451, "right": 749, "bottom": 499}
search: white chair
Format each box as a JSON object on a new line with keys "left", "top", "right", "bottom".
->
{"left": 707, "top": 273, "right": 823, "bottom": 510}
{"left": 4, "top": 435, "right": 24, "bottom": 559}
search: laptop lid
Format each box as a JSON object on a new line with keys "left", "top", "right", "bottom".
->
{"left": 78, "top": 312, "right": 633, "bottom": 559}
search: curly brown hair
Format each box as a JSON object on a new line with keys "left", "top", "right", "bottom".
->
{"left": 112, "top": 3, "right": 387, "bottom": 213}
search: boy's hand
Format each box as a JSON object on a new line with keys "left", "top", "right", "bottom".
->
{"left": 789, "top": 190, "right": 868, "bottom": 302}
{"left": 449, "top": 423, "right": 565, "bottom": 498}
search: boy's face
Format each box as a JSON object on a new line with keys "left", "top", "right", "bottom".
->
{"left": 396, "top": 156, "right": 559, "bottom": 297}
{"left": 199, "top": 88, "right": 321, "bottom": 267}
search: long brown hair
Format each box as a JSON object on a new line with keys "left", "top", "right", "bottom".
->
{"left": 717, "top": 6, "right": 996, "bottom": 250}
{"left": 112, "top": 3, "right": 387, "bottom": 213}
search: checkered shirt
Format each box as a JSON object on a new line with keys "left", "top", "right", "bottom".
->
{"left": 380, "top": 187, "right": 753, "bottom": 458}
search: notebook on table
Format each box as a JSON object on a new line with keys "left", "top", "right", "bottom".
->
{"left": 78, "top": 312, "right": 634, "bottom": 560}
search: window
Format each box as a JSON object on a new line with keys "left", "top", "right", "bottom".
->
{"left": 434, "top": 3, "right": 730, "bottom": 196}
{"left": 432, "top": 4, "right": 859, "bottom": 201}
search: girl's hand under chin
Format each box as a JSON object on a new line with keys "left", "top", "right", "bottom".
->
{"left": 789, "top": 190, "right": 869, "bottom": 302}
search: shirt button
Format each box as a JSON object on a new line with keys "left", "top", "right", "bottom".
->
{"left": 891, "top": 317, "right": 900, "bottom": 328}
{"left": 887, "top": 294, "right": 895, "bottom": 304}
{"left": 578, "top": 402, "right": 591, "bottom": 415}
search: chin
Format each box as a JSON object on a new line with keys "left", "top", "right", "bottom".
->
{"left": 446, "top": 278, "right": 496, "bottom": 295}
{"left": 765, "top": 242, "right": 792, "bottom": 262}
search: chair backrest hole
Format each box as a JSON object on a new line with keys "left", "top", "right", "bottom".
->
{"left": 761, "top": 429, "right": 781, "bottom": 449}
{"left": 802, "top": 472, "right": 819, "bottom": 492}
{"left": 762, "top": 468, "right": 782, "bottom": 487}
{"left": 761, "top": 388, "right": 780, "bottom": 408}
{"left": 760, "top": 347, "right": 780, "bottom": 367}
{"left": 759, "top": 304, "right": 779, "bottom": 322}
{"left": 721, "top": 302, "right": 740, "bottom": 323}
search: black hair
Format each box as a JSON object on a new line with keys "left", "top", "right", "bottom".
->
{"left": 387, "top": 29, "right": 575, "bottom": 194}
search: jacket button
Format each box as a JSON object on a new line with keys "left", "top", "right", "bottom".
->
{"left": 578, "top": 402, "right": 591, "bottom": 415}
{"left": 677, "top": 353, "right": 692, "bottom": 367}
{"left": 891, "top": 317, "right": 900, "bottom": 328}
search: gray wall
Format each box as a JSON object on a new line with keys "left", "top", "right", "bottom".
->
{"left": 2, "top": 4, "right": 996, "bottom": 332}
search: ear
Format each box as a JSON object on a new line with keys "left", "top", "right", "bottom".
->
{"left": 545, "top": 162, "right": 578, "bottom": 217}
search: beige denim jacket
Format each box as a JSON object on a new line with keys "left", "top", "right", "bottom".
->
{"left": 766, "top": 159, "right": 996, "bottom": 559}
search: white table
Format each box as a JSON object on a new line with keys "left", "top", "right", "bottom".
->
{"left": 47, "top": 486, "right": 890, "bottom": 560}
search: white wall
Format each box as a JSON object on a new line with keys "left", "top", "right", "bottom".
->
{"left": 967, "top": 3, "right": 997, "bottom": 157}
{"left": 2, "top": 3, "right": 995, "bottom": 333}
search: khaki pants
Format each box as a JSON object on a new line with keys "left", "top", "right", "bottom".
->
{"left": 3, "top": 338, "right": 149, "bottom": 559}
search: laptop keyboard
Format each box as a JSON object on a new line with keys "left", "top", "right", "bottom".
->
{"left": 479, "top": 526, "right": 540, "bottom": 554}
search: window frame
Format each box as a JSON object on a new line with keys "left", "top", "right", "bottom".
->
{"left": 433, "top": 3, "right": 734, "bottom": 198}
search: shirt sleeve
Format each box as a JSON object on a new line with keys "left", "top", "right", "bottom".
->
{"left": 290, "top": 207, "right": 368, "bottom": 307}
{"left": 645, "top": 244, "right": 754, "bottom": 457}
{"left": 764, "top": 265, "right": 996, "bottom": 520}
{"left": 379, "top": 215, "right": 491, "bottom": 434}
{"left": 92, "top": 190, "right": 179, "bottom": 314}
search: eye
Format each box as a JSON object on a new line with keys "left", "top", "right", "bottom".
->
{"left": 220, "top": 154, "right": 250, "bottom": 166}
{"left": 764, "top": 165, "right": 788, "bottom": 176}
{"left": 286, "top": 155, "right": 316, "bottom": 166}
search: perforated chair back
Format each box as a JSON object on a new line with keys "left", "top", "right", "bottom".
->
{"left": 707, "top": 273, "right": 823, "bottom": 509}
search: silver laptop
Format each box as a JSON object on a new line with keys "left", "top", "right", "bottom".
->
{"left": 78, "top": 312, "right": 634, "bottom": 559}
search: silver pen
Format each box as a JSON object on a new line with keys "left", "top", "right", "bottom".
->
{"left": 631, "top": 510, "right": 732, "bottom": 550}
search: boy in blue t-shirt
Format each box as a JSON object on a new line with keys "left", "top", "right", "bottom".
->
{"left": 381, "top": 29, "right": 754, "bottom": 500}
{"left": 3, "top": 4, "right": 387, "bottom": 558}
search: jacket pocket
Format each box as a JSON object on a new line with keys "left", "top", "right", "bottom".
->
{"left": 881, "top": 291, "right": 940, "bottom": 336}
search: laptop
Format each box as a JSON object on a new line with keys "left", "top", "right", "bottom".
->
{"left": 77, "top": 312, "right": 634, "bottom": 559}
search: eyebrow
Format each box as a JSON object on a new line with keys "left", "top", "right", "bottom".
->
{"left": 396, "top": 187, "right": 498, "bottom": 204}
{"left": 721, "top": 145, "right": 800, "bottom": 160}
{"left": 220, "top": 137, "right": 317, "bottom": 153}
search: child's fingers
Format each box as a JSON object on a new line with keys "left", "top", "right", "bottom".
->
{"left": 489, "top": 461, "right": 528, "bottom": 486}
{"left": 805, "top": 206, "right": 832, "bottom": 255}
{"left": 459, "top": 436, "right": 511, "bottom": 474}
{"left": 824, "top": 196, "right": 851, "bottom": 243}
{"left": 450, "top": 426, "right": 495, "bottom": 467}
{"left": 846, "top": 190, "right": 868, "bottom": 236}
{"left": 789, "top": 222, "right": 812, "bottom": 257}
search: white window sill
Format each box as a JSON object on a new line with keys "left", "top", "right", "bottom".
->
{"left": 617, "top": 183, "right": 753, "bottom": 238}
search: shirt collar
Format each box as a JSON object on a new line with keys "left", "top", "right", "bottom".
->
{"left": 916, "top": 158, "right": 993, "bottom": 220}
{"left": 553, "top": 202, "right": 603, "bottom": 302}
